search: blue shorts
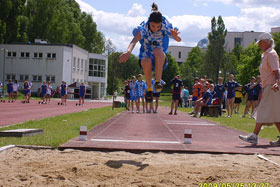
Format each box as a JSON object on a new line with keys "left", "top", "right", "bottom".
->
{"left": 61, "top": 92, "right": 66, "bottom": 97}
{"left": 192, "top": 96, "right": 198, "bottom": 101}
{"left": 130, "top": 95, "right": 137, "bottom": 101}
{"left": 41, "top": 91, "right": 46, "bottom": 97}
{"left": 153, "top": 92, "right": 160, "bottom": 98}
{"left": 139, "top": 54, "right": 168, "bottom": 72}
{"left": 80, "top": 92, "right": 85, "bottom": 97}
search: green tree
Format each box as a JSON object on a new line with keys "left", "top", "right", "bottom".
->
{"left": 273, "top": 32, "right": 280, "bottom": 55}
{"left": 181, "top": 46, "right": 204, "bottom": 90}
{"left": 162, "top": 53, "right": 180, "bottom": 92}
{"left": 237, "top": 43, "right": 261, "bottom": 86}
{"left": 204, "top": 16, "right": 227, "bottom": 82}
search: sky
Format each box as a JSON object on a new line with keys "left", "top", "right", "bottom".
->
{"left": 76, "top": 0, "right": 280, "bottom": 54}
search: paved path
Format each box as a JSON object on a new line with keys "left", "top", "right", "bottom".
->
{"left": 61, "top": 107, "right": 280, "bottom": 155}
{"left": 0, "top": 99, "right": 112, "bottom": 127}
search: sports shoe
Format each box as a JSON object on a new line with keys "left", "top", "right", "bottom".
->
{"left": 188, "top": 111, "right": 194, "bottom": 115}
{"left": 136, "top": 110, "right": 140, "bottom": 113}
{"left": 169, "top": 112, "right": 172, "bottom": 115}
{"left": 155, "top": 81, "right": 163, "bottom": 92}
{"left": 174, "top": 112, "right": 177, "bottom": 115}
{"left": 153, "top": 110, "right": 157, "bottom": 114}
{"left": 146, "top": 91, "right": 153, "bottom": 103}
{"left": 239, "top": 133, "right": 258, "bottom": 145}
{"left": 270, "top": 136, "right": 280, "bottom": 146}
{"left": 143, "top": 110, "right": 146, "bottom": 113}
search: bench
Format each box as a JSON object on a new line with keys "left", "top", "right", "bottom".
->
{"left": 201, "top": 105, "right": 220, "bottom": 117}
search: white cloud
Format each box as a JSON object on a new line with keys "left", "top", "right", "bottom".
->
{"left": 76, "top": 0, "right": 280, "bottom": 54}
{"left": 127, "top": 3, "right": 146, "bottom": 17}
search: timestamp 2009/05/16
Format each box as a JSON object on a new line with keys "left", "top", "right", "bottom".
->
{"left": 198, "top": 182, "right": 270, "bottom": 187}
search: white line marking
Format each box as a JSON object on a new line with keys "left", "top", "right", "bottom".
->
{"left": 91, "top": 139, "right": 181, "bottom": 144}
{"left": 0, "top": 145, "right": 15, "bottom": 152}
{"left": 164, "top": 120, "right": 215, "bottom": 126}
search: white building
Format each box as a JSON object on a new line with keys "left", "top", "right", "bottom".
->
{"left": 168, "top": 46, "right": 193, "bottom": 65}
{"left": 0, "top": 42, "right": 107, "bottom": 99}
{"left": 224, "top": 31, "right": 262, "bottom": 52}
{"left": 271, "top": 27, "right": 280, "bottom": 34}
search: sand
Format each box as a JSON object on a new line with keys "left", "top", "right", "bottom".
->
{"left": 0, "top": 147, "right": 279, "bottom": 187}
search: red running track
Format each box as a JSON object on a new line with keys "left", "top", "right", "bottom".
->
{"left": 61, "top": 107, "right": 280, "bottom": 155}
{"left": 0, "top": 99, "right": 111, "bottom": 127}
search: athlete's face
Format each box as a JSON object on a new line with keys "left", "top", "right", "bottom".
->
{"left": 149, "top": 22, "right": 162, "bottom": 32}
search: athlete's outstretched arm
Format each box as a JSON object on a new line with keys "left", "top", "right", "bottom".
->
{"left": 170, "top": 28, "right": 181, "bottom": 42}
{"left": 119, "top": 31, "right": 141, "bottom": 63}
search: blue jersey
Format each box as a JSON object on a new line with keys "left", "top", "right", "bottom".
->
{"left": 130, "top": 81, "right": 137, "bottom": 100}
{"left": 61, "top": 85, "right": 66, "bottom": 95}
{"left": 80, "top": 85, "right": 85, "bottom": 97}
{"left": 152, "top": 79, "right": 166, "bottom": 93}
{"left": 41, "top": 85, "right": 47, "bottom": 94}
{"left": 203, "top": 90, "right": 213, "bottom": 106}
{"left": 254, "top": 83, "right": 262, "bottom": 97}
{"left": 246, "top": 83, "right": 256, "bottom": 97}
{"left": 224, "top": 81, "right": 240, "bottom": 98}
{"left": 214, "top": 84, "right": 225, "bottom": 100}
{"left": 23, "top": 84, "right": 29, "bottom": 95}
{"left": 171, "top": 78, "right": 183, "bottom": 94}
{"left": 133, "top": 16, "right": 173, "bottom": 60}
{"left": 135, "top": 80, "right": 147, "bottom": 98}
{"left": 7, "top": 83, "right": 13, "bottom": 93}
{"left": 184, "top": 89, "right": 189, "bottom": 98}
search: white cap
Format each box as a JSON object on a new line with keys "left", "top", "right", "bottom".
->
{"left": 256, "top": 32, "right": 272, "bottom": 44}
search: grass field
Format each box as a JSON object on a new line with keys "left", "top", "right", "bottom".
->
{"left": 0, "top": 94, "right": 279, "bottom": 147}
{"left": 158, "top": 95, "right": 278, "bottom": 141}
{"left": 0, "top": 106, "right": 124, "bottom": 147}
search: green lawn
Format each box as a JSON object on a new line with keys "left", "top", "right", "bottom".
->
{"left": 159, "top": 94, "right": 278, "bottom": 141}
{"left": 0, "top": 106, "right": 124, "bottom": 147}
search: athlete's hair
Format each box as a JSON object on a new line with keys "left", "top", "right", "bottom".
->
{"left": 148, "top": 3, "right": 162, "bottom": 23}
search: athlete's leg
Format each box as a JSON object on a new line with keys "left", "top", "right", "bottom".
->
{"left": 141, "top": 58, "right": 153, "bottom": 89}
{"left": 153, "top": 48, "right": 165, "bottom": 81}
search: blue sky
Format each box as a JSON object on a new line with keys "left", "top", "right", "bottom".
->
{"left": 76, "top": 0, "right": 280, "bottom": 54}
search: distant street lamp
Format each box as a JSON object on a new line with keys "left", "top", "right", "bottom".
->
{"left": 1, "top": 48, "right": 8, "bottom": 97}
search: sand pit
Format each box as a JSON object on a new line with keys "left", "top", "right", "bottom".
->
{"left": 0, "top": 147, "right": 279, "bottom": 186}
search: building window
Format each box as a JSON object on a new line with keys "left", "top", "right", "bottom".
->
{"left": 7, "top": 52, "right": 16, "bottom": 58}
{"left": 47, "top": 53, "right": 51, "bottom": 58}
{"left": 89, "top": 58, "right": 106, "bottom": 78}
{"left": 77, "top": 58, "right": 80, "bottom": 69}
{"left": 19, "top": 75, "right": 29, "bottom": 81}
{"left": 34, "top": 53, "right": 38, "bottom": 58}
{"left": 6, "top": 74, "right": 16, "bottom": 81}
{"left": 234, "top": 37, "right": 242, "bottom": 46}
{"left": 81, "top": 59, "right": 84, "bottom": 69}
{"left": 46, "top": 76, "right": 55, "bottom": 83}
{"left": 20, "top": 52, "right": 30, "bottom": 58}
{"left": 52, "top": 53, "right": 56, "bottom": 59}
{"left": 178, "top": 52, "right": 181, "bottom": 59}
{"left": 39, "top": 53, "right": 43, "bottom": 58}
{"left": 32, "top": 75, "right": 42, "bottom": 82}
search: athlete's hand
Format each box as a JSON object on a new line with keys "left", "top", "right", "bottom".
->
{"left": 119, "top": 51, "right": 131, "bottom": 63}
{"left": 170, "top": 27, "right": 181, "bottom": 42}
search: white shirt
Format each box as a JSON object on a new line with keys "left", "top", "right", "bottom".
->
{"left": 47, "top": 85, "right": 53, "bottom": 95}
{"left": 13, "top": 83, "right": 19, "bottom": 92}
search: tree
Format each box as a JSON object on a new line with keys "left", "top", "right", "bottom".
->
{"left": 181, "top": 46, "right": 204, "bottom": 90}
{"left": 273, "top": 32, "right": 280, "bottom": 55}
{"left": 204, "top": 16, "right": 227, "bottom": 82}
{"left": 237, "top": 43, "right": 261, "bottom": 86}
{"left": 162, "top": 53, "right": 180, "bottom": 92}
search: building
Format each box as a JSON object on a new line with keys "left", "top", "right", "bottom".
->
{"left": 271, "top": 27, "right": 280, "bottom": 34}
{"left": 224, "top": 31, "right": 262, "bottom": 52}
{"left": 168, "top": 46, "right": 193, "bottom": 65}
{"left": 0, "top": 42, "right": 108, "bottom": 99}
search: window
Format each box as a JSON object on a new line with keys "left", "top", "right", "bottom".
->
{"left": 52, "top": 53, "right": 56, "bottom": 59}
{"left": 234, "top": 37, "right": 242, "bottom": 46}
{"left": 73, "top": 57, "right": 76, "bottom": 68}
{"left": 47, "top": 53, "right": 51, "bottom": 58}
{"left": 81, "top": 59, "right": 84, "bottom": 69}
{"left": 34, "top": 53, "right": 38, "bottom": 58}
{"left": 13, "top": 52, "right": 16, "bottom": 57}
{"left": 39, "top": 53, "right": 43, "bottom": 58}
{"left": 20, "top": 75, "right": 29, "bottom": 81}
{"left": 6, "top": 51, "right": 16, "bottom": 58}
{"left": 46, "top": 76, "right": 55, "bottom": 83}
{"left": 7, "top": 52, "right": 12, "bottom": 57}
{"left": 6, "top": 74, "right": 16, "bottom": 81}
{"left": 178, "top": 52, "right": 181, "bottom": 59}
{"left": 77, "top": 58, "right": 80, "bottom": 69}
{"left": 20, "top": 52, "right": 30, "bottom": 58}
{"left": 32, "top": 75, "right": 42, "bottom": 82}
{"left": 89, "top": 58, "right": 106, "bottom": 78}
